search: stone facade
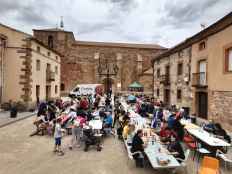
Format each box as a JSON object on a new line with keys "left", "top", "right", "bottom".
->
{"left": 19, "top": 38, "right": 33, "bottom": 103}
{"left": 33, "top": 29, "right": 166, "bottom": 94}
{"left": 0, "top": 24, "right": 61, "bottom": 108}
{"left": 208, "top": 91, "right": 232, "bottom": 131}
{"left": 153, "top": 47, "right": 192, "bottom": 109}
{"left": 138, "top": 68, "right": 153, "bottom": 94}
{"left": 152, "top": 12, "right": 232, "bottom": 131}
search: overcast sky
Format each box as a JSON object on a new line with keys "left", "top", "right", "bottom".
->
{"left": 0, "top": 0, "right": 231, "bottom": 48}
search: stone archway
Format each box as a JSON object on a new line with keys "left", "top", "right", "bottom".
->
{"left": 102, "top": 78, "right": 115, "bottom": 94}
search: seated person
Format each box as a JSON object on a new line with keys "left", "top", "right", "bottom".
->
{"left": 47, "top": 107, "right": 56, "bottom": 122}
{"left": 122, "top": 112, "right": 130, "bottom": 125}
{"left": 172, "top": 118, "right": 185, "bottom": 141}
{"left": 203, "top": 120, "right": 216, "bottom": 133}
{"left": 31, "top": 111, "right": 50, "bottom": 136}
{"left": 214, "top": 123, "right": 231, "bottom": 144}
{"left": 131, "top": 129, "right": 146, "bottom": 168}
{"left": 123, "top": 121, "right": 130, "bottom": 139}
{"left": 167, "top": 136, "right": 185, "bottom": 163}
{"left": 123, "top": 122, "right": 136, "bottom": 140}
{"left": 167, "top": 112, "right": 176, "bottom": 129}
{"left": 159, "top": 121, "right": 172, "bottom": 142}
{"left": 127, "top": 124, "right": 136, "bottom": 140}
{"left": 83, "top": 127, "right": 101, "bottom": 152}
{"left": 103, "top": 112, "right": 113, "bottom": 128}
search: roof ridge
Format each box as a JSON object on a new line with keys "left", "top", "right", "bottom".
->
{"left": 75, "top": 40, "right": 166, "bottom": 49}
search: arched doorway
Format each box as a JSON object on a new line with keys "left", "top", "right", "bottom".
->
{"left": 102, "top": 78, "right": 114, "bottom": 95}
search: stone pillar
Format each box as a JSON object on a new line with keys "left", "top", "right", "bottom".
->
{"left": 115, "top": 53, "right": 122, "bottom": 93}
{"left": 94, "top": 52, "right": 100, "bottom": 83}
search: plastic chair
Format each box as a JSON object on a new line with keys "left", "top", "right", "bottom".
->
{"left": 176, "top": 149, "right": 191, "bottom": 174}
{"left": 198, "top": 156, "right": 219, "bottom": 174}
{"left": 216, "top": 149, "right": 232, "bottom": 171}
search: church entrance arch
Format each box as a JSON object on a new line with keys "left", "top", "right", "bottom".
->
{"left": 102, "top": 78, "right": 114, "bottom": 94}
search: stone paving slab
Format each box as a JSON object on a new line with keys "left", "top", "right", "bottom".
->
{"left": 0, "top": 111, "right": 36, "bottom": 128}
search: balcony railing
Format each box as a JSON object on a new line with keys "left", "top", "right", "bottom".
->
{"left": 192, "top": 72, "right": 207, "bottom": 87}
{"left": 46, "top": 70, "right": 55, "bottom": 82}
{"left": 160, "top": 74, "right": 170, "bottom": 85}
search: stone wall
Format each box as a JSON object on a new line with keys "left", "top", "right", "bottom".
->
{"left": 153, "top": 47, "right": 192, "bottom": 109}
{"left": 66, "top": 43, "right": 163, "bottom": 92}
{"left": 208, "top": 90, "right": 232, "bottom": 131}
{"left": 33, "top": 29, "right": 166, "bottom": 94}
{"left": 139, "top": 74, "right": 153, "bottom": 93}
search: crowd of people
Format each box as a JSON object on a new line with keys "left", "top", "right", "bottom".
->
{"left": 31, "top": 93, "right": 114, "bottom": 156}
{"left": 31, "top": 92, "right": 231, "bottom": 167}
{"left": 113, "top": 94, "right": 231, "bottom": 168}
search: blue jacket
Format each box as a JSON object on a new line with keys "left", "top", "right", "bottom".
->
{"left": 104, "top": 115, "right": 113, "bottom": 126}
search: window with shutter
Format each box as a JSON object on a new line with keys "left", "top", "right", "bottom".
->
{"left": 228, "top": 49, "right": 232, "bottom": 71}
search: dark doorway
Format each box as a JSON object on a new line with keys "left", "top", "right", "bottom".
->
{"left": 103, "top": 78, "right": 113, "bottom": 94}
{"left": 46, "top": 85, "right": 51, "bottom": 101}
{"left": 165, "top": 65, "right": 170, "bottom": 76}
{"left": 197, "top": 92, "right": 208, "bottom": 119}
{"left": 164, "top": 89, "right": 170, "bottom": 106}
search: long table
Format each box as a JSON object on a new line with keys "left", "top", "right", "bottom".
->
{"left": 145, "top": 141, "right": 180, "bottom": 169}
{"left": 121, "top": 97, "right": 180, "bottom": 169}
{"left": 124, "top": 137, "right": 180, "bottom": 169}
{"left": 187, "top": 128, "right": 231, "bottom": 147}
{"left": 181, "top": 119, "right": 231, "bottom": 147}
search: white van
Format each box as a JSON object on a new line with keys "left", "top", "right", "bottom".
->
{"left": 69, "top": 84, "right": 103, "bottom": 97}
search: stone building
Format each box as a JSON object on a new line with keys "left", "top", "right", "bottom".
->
{"left": 152, "top": 12, "right": 232, "bottom": 131}
{"left": 33, "top": 29, "right": 166, "bottom": 95}
{"left": 152, "top": 46, "right": 192, "bottom": 109}
{"left": 0, "top": 24, "right": 61, "bottom": 108}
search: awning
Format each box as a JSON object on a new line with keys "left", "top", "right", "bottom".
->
{"left": 128, "top": 82, "right": 143, "bottom": 88}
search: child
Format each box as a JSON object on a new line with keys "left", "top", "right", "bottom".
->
{"left": 54, "top": 118, "right": 64, "bottom": 156}
{"left": 69, "top": 120, "right": 81, "bottom": 150}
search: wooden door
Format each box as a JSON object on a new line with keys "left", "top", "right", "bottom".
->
{"left": 197, "top": 92, "right": 208, "bottom": 119}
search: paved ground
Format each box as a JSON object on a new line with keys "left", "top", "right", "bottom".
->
{"left": 0, "top": 117, "right": 231, "bottom": 174}
{"left": 0, "top": 111, "right": 36, "bottom": 128}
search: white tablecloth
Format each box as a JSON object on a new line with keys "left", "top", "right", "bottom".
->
{"left": 187, "top": 128, "right": 231, "bottom": 147}
{"left": 89, "top": 120, "right": 103, "bottom": 130}
{"left": 145, "top": 142, "right": 180, "bottom": 169}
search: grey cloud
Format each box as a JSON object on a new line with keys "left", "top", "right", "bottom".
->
{"left": 16, "top": 6, "right": 50, "bottom": 25}
{"left": 159, "top": 0, "right": 219, "bottom": 28}
{"left": 0, "top": 0, "right": 231, "bottom": 48}
{"left": 0, "top": 0, "right": 22, "bottom": 13}
{"left": 97, "top": 0, "right": 138, "bottom": 12}
{"left": 77, "top": 21, "right": 116, "bottom": 34}
{"left": 0, "top": 0, "right": 51, "bottom": 25}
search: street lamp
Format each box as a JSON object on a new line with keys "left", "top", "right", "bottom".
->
{"left": 98, "top": 56, "right": 119, "bottom": 97}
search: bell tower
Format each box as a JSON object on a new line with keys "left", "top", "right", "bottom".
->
{"left": 33, "top": 17, "right": 75, "bottom": 55}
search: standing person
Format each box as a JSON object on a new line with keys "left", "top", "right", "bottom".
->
{"left": 113, "top": 103, "right": 121, "bottom": 128}
{"left": 69, "top": 120, "right": 81, "bottom": 150}
{"left": 103, "top": 112, "right": 113, "bottom": 128}
{"left": 109, "top": 88, "right": 112, "bottom": 98}
{"left": 80, "top": 97, "right": 89, "bottom": 110}
{"left": 36, "top": 96, "right": 40, "bottom": 108}
{"left": 37, "top": 102, "right": 47, "bottom": 117}
{"left": 54, "top": 118, "right": 64, "bottom": 156}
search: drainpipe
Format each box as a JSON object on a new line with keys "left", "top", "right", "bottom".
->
{"left": 0, "top": 38, "right": 6, "bottom": 104}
